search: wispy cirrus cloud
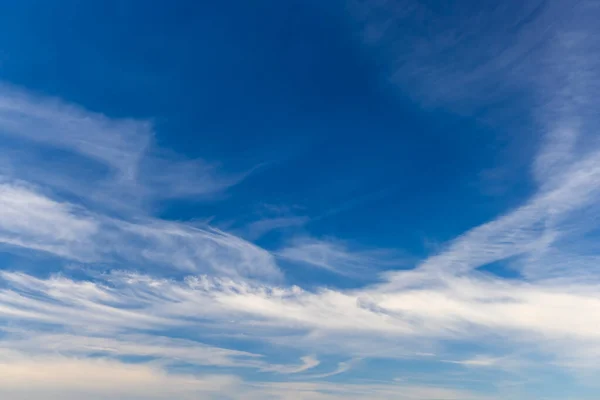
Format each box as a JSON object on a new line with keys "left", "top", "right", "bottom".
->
{"left": 348, "top": 0, "right": 569, "bottom": 115}
{"left": 350, "top": 0, "right": 600, "bottom": 283}
{"left": 305, "top": 358, "right": 358, "bottom": 379}
{"left": 244, "top": 380, "right": 492, "bottom": 400}
{"left": 0, "top": 84, "right": 149, "bottom": 178}
{"left": 0, "top": 354, "right": 241, "bottom": 400}
{"left": 0, "top": 328, "right": 329, "bottom": 378}
{"left": 261, "top": 355, "right": 320, "bottom": 374}
{"left": 0, "top": 272, "right": 494, "bottom": 399}
{"left": 0, "top": 351, "right": 489, "bottom": 400}
{"left": 243, "top": 216, "right": 309, "bottom": 240}
{"left": 2, "top": 264, "right": 600, "bottom": 371}
{"left": 2, "top": 1, "right": 600, "bottom": 398}
{"left": 0, "top": 84, "right": 281, "bottom": 280}
{"left": 0, "top": 83, "right": 250, "bottom": 213}
{"left": 0, "top": 332, "right": 261, "bottom": 369}
{"left": 277, "top": 237, "right": 402, "bottom": 277}
{"left": 0, "top": 181, "right": 98, "bottom": 260}
{"left": 0, "top": 181, "right": 280, "bottom": 278}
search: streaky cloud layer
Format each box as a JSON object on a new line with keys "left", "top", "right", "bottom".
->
{"left": 1, "top": 0, "right": 600, "bottom": 398}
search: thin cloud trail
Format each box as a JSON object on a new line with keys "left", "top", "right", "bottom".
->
{"left": 0, "top": 84, "right": 252, "bottom": 214}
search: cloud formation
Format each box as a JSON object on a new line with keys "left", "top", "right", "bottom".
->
{"left": 0, "top": 84, "right": 248, "bottom": 214}
{"left": 0, "top": 180, "right": 280, "bottom": 279}
{"left": 1, "top": 1, "right": 600, "bottom": 398}
{"left": 278, "top": 237, "right": 401, "bottom": 277}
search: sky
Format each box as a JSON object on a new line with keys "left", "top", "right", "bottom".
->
{"left": 0, "top": 0, "right": 599, "bottom": 399}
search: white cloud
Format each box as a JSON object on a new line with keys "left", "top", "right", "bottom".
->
{"left": 0, "top": 83, "right": 248, "bottom": 213}
{"left": 0, "top": 84, "right": 149, "bottom": 178}
{"left": 2, "top": 124, "right": 599, "bottom": 391}
{"left": 0, "top": 350, "right": 490, "bottom": 400}
{"left": 277, "top": 237, "right": 401, "bottom": 277}
{"left": 0, "top": 181, "right": 99, "bottom": 261}
{"left": 385, "top": 127, "right": 600, "bottom": 282}
{"left": 243, "top": 216, "right": 309, "bottom": 240}
{"left": 305, "top": 359, "right": 357, "bottom": 379}
{"left": 0, "top": 354, "right": 240, "bottom": 400}
{"left": 1, "top": 2, "right": 600, "bottom": 395}
{"left": 3, "top": 267, "right": 600, "bottom": 370}
{"left": 349, "top": 0, "right": 559, "bottom": 115}
{"left": 245, "top": 380, "right": 491, "bottom": 400}
{"left": 0, "top": 182, "right": 281, "bottom": 278}
{"left": 111, "top": 219, "right": 281, "bottom": 279}
{"left": 1, "top": 331, "right": 263, "bottom": 369}
{"left": 261, "top": 355, "right": 320, "bottom": 374}
{"left": 0, "top": 85, "right": 280, "bottom": 279}
{"left": 442, "top": 355, "right": 502, "bottom": 368}
{"left": 0, "top": 328, "right": 336, "bottom": 383}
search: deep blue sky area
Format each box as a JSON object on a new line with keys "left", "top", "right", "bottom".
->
{"left": 0, "top": 0, "right": 531, "bottom": 257}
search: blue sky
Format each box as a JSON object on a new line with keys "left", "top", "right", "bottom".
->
{"left": 0, "top": 0, "right": 599, "bottom": 399}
